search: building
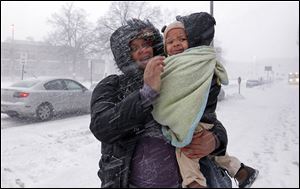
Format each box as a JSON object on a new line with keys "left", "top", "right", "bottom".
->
{"left": 1, "top": 39, "right": 106, "bottom": 82}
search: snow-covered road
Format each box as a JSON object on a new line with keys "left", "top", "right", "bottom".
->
{"left": 218, "top": 80, "right": 299, "bottom": 188}
{"left": 1, "top": 80, "right": 299, "bottom": 188}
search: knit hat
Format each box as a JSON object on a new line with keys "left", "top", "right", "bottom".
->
{"left": 162, "top": 21, "right": 185, "bottom": 55}
{"left": 176, "top": 12, "right": 216, "bottom": 47}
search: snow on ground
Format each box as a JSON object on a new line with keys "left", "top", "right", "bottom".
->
{"left": 1, "top": 79, "right": 299, "bottom": 188}
{"left": 217, "top": 80, "right": 299, "bottom": 188}
{"left": 1, "top": 115, "right": 101, "bottom": 188}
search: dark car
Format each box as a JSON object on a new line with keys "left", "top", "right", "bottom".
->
{"left": 1, "top": 78, "right": 92, "bottom": 121}
{"left": 246, "top": 80, "right": 262, "bottom": 88}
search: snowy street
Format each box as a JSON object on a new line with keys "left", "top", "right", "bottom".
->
{"left": 218, "top": 80, "right": 299, "bottom": 187}
{"left": 1, "top": 80, "right": 299, "bottom": 188}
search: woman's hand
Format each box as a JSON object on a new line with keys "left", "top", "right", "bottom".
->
{"left": 181, "top": 129, "right": 216, "bottom": 159}
{"left": 143, "top": 56, "right": 165, "bottom": 92}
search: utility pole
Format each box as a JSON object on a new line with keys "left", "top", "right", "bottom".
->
{"left": 210, "top": 1, "right": 214, "bottom": 17}
{"left": 11, "top": 24, "right": 14, "bottom": 41}
{"left": 11, "top": 24, "right": 15, "bottom": 80}
{"left": 89, "top": 60, "right": 93, "bottom": 86}
{"left": 21, "top": 64, "right": 25, "bottom": 80}
{"left": 210, "top": 1, "right": 214, "bottom": 47}
{"left": 20, "top": 52, "right": 27, "bottom": 80}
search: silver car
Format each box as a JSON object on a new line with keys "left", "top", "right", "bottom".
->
{"left": 1, "top": 78, "right": 92, "bottom": 121}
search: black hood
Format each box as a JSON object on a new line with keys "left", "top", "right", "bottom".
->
{"left": 176, "top": 12, "right": 216, "bottom": 47}
{"left": 110, "top": 19, "right": 164, "bottom": 77}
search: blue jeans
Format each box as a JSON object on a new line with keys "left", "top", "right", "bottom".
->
{"left": 200, "top": 156, "right": 232, "bottom": 188}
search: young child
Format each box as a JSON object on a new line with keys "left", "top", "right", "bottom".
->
{"left": 152, "top": 13, "right": 259, "bottom": 188}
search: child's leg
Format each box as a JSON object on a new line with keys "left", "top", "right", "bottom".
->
{"left": 214, "top": 152, "right": 241, "bottom": 177}
{"left": 176, "top": 148, "right": 207, "bottom": 187}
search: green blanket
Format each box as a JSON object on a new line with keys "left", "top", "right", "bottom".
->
{"left": 152, "top": 46, "right": 228, "bottom": 147}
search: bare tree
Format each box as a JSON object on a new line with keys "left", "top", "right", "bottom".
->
{"left": 46, "top": 3, "right": 94, "bottom": 78}
{"left": 101, "top": 1, "right": 162, "bottom": 31}
{"left": 92, "top": 1, "right": 163, "bottom": 56}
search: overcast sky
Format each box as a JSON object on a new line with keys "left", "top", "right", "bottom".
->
{"left": 1, "top": 1, "right": 299, "bottom": 64}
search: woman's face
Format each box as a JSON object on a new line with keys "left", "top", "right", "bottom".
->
{"left": 130, "top": 38, "right": 154, "bottom": 70}
{"left": 166, "top": 28, "right": 188, "bottom": 56}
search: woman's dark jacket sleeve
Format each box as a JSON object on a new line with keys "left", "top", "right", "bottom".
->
{"left": 202, "top": 75, "right": 228, "bottom": 156}
{"left": 89, "top": 75, "right": 152, "bottom": 144}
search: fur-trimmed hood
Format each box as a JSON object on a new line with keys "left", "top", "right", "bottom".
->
{"left": 110, "top": 19, "right": 164, "bottom": 77}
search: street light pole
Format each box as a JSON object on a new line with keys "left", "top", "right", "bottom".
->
{"left": 11, "top": 24, "right": 14, "bottom": 42}
{"left": 210, "top": 1, "right": 214, "bottom": 47}
{"left": 210, "top": 1, "right": 214, "bottom": 17}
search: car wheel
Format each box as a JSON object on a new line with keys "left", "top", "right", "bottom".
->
{"left": 36, "top": 103, "right": 53, "bottom": 121}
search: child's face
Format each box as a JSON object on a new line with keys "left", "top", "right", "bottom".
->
{"left": 130, "top": 38, "right": 154, "bottom": 70}
{"left": 166, "top": 28, "right": 188, "bottom": 56}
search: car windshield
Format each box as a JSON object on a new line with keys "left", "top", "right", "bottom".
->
{"left": 10, "top": 80, "right": 40, "bottom": 88}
